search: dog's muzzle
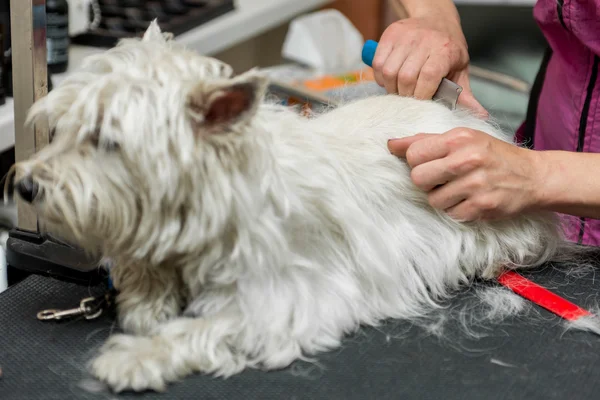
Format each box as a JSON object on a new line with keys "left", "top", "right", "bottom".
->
{"left": 15, "top": 176, "right": 39, "bottom": 203}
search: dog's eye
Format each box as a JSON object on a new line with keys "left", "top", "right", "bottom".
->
{"left": 90, "top": 130, "right": 120, "bottom": 152}
{"left": 103, "top": 140, "right": 120, "bottom": 152}
{"left": 90, "top": 129, "right": 100, "bottom": 147}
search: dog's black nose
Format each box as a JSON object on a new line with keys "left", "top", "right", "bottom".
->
{"left": 16, "top": 176, "right": 39, "bottom": 203}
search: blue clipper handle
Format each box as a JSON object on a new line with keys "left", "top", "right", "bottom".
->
{"left": 362, "top": 39, "right": 378, "bottom": 67}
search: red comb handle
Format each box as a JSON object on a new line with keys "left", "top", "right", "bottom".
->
{"left": 497, "top": 270, "right": 591, "bottom": 321}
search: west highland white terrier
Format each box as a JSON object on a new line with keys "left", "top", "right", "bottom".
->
{"left": 9, "top": 22, "right": 576, "bottom": 392}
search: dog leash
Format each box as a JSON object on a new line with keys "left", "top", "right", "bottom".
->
{"left": 37, "top": 270, "right": 117, "bottom": 322}
{"left": 36, "top": 288, "right": 117, "bottom": 321}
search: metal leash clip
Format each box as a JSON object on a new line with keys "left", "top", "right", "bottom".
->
{"left": 37, "top": 296, "right": 105, "bottom": 321}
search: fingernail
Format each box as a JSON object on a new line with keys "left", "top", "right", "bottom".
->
{"left": 387, "top": 139, "right": 401, "bottom": 150}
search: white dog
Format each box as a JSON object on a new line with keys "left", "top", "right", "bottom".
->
{"left": 11, "top": 22, "right": 574, "bottom": 392}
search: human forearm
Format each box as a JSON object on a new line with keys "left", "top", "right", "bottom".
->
{"left": 395, "top": 0, "right": 461, "bottom": 23}
{"left": 533, "top": 151, "right": 600, "bottom": 219}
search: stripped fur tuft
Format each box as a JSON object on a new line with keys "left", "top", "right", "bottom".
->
{"left": 476, "top": 286, "right": 530, "bottom": 323}
{"left": 402, "top": 285, "right": 534, "bottom": 343}
{"left": 566, "top": 313, "right": 600, "bottom": 336}
{"left": 8, "top": 21, "right": 598, "bottom": 393}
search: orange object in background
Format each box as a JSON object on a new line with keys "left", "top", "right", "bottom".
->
{"left": 301, "top": 67, "right": 376, "bottom": 92}
{"left": 274, "top": 67, "right": 378, "bottom": 115}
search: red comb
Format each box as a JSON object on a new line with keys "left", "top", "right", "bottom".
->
{"left": 497, "top": 270, "right": 591, "bottom": 321}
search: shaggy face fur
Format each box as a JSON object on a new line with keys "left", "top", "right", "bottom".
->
{"left": 11, "top": 22, "right": 570, "bottom": 392}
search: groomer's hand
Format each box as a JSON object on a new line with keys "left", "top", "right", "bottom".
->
{"left": 387, "top": 128, "right": 544, "bottom": 221}
{"left": 372, "top": 16, "right": 487, "bottom": 117}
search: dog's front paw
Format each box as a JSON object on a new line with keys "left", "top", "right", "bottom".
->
{"left": 119, "top": 306, "right": 178, "bottom": 335}
{"left": 118, "top": 289, "right": 183, "bottom": 335}
{"left": 113, "top": 268, "right": 184, "bottom": 335}
{"left": 90, "top": 334, "right": 176, "bottom": 393}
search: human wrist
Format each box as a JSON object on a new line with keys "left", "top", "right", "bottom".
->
{"left": 526, "top": 149, "right": 555, "bottom": 211}
{"left": 396, "top": 0, "right": 466, "bottom": 51}
{"left": 528, "top": 150, "right": 580, "bottom": 213}
{"left": 398, "top": 0, "right": 461, "bottom": 25}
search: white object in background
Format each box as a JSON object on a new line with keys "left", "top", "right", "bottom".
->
{"left": 67, "top": 0, "right": 101, "bottom": 36}
{"left": 0, "top": 237, "right": 7, "bottom": 294}
{"left": 282, "top": 9, "right": 365, "bottom": 74}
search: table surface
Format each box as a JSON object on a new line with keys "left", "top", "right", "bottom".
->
{"left": 2, "top": 261, "right": 600, "bottom": 400}
{"left": 0, "top": 0, "right": 331, "bottom": 154}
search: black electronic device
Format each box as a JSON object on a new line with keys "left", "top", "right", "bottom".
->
{"left": 71, "top": 0, "right": 235, "bottom": 48}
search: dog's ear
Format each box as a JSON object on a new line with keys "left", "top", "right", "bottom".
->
{"left": 143, "top": 20, "right": 171, "bottom": 43}
{"left": 186, "top": 71, "right": 269, "bottom": 132}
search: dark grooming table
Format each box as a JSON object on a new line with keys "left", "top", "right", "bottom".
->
{"left": 2, "top": 262, "right": 600, "bottom": 400}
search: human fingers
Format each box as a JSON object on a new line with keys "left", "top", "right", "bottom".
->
{"left": 413, "top": 57, "right": 451, "bottom": 100}
{"left": 444, "top": 199, "right": 480, "bottom": 222}
{"left": 444, "top": 194, "right": 503, "bottom": 222}
{"left": 396, "top": 47, "right": 430, "bottom": 97}
{"left": 457, "top": 90, "right": 489, "bottom": 119}
{"left": 380, "top": 46, "right": 411, "bottom": 94}
{"left": 372, "top": 42, "right": 394, "bottom": 88}
{"left": 387, "top": 133, "right": 436, "bottom": 160}
{"left": 410, "top": 157, "right": 457, "bottom": 192}
{"left": 438, "top": 172, "right": 503, "bottom": 222}
{"left": 454, "top": 72, "right": 489, "bottom": 118}
{"left": 396, "top": 134, "right": 450, "bottom": 168}
{"left": 425, "top": 176, "right": 471, "bottom": 211}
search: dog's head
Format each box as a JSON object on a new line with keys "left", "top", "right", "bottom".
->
{"left": 9, "top": 21, "right": 271, "bottom": 263}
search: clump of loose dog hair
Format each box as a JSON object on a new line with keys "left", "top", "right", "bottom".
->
{"left": 476, "top": 286, "right": 531, "bottom": 322}
{"left": 565, "top": 313, "right": 600, "bottom": 336}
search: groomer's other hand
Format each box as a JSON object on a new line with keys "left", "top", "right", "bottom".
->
{"left": 373, "top": 16, "right": 487, "bottom": 117}
{"left": 387, "top": 128, "right": 544, "bottom": 221}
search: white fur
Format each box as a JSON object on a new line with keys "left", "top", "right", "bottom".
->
{"left": 11, "top": 21, "right": 578, "bottom": 392}
{"left": 476, "top": 287, "right": 530, "bottom": 323}
{"left": 566, "top": 313, "right": 600, "bottom": 336}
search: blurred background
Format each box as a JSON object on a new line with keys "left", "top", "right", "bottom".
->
{"left": 214, "top": 0, "right": 545, "bottom": 132}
